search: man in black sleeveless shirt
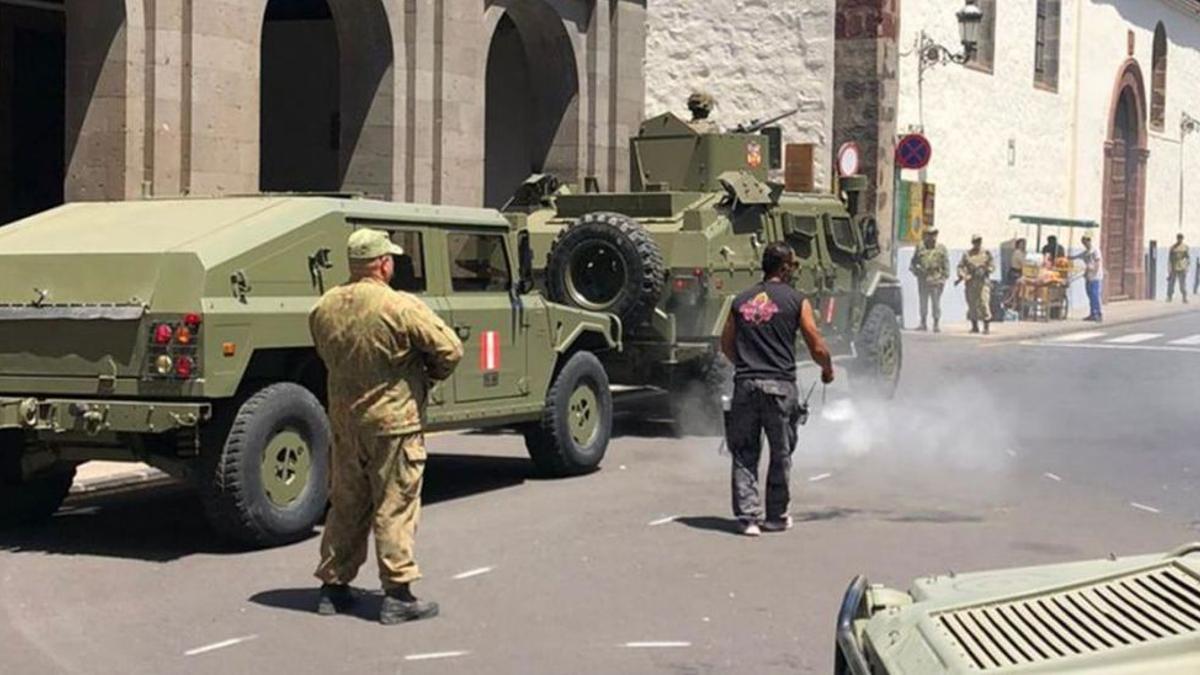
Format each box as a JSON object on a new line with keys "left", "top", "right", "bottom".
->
{"left": 720, "top": 242, "right": 834, "bottom": 536}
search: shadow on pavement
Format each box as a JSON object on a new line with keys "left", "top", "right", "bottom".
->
{"left": 0, "top": 453, "right": 541, "bottom": 562}
{"left": 249, "top": 587, "right": 385, "bottom": 622}
{"left": 678, "top": 507, "right": 861, "bottom": 535}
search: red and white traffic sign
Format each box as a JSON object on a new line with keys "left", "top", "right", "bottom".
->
{"left": 479, "top": 330, "right": 501, "bottom": 372}
{"left": 895, "top": 133, "right": 933, "bottom": 170}
{"left": 836, "top": 142, "right": 860, "bottom": 178}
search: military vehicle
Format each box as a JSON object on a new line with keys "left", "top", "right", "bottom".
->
{"left": 0, "top": 197, "right": 621, "bottom": 546}
{"left": 504, "top": 112, "right": 903, "bottom": 426}
{"left": 836, "top": 544, "right": 1200, "bottom": 674}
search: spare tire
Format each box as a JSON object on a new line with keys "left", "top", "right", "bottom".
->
{"left": 546, "top": 212, "right": 665, "bottom": 330}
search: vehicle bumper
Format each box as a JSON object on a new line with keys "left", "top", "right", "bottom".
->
{"left": 834, "top": 575, "right": 872, "bottom": 675}
{"left": 0, "top": 396, "right": 211, "bottom": 435}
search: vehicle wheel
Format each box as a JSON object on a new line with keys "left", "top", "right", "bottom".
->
{"left": 0, "top": 434, "right": 75, "bottom": 528}
{"left": 850, "top": 304, "right": 902, "bottom": 399}
{"left": 669, "top": 355, "right": 732, "bottom": 437}
{"left": 546, "top": 212, "right": 666, "bottom": 331}
{"left": 199, "top": 383, "right": 331, "bottom": 547}
{"left": 523, "top": 352, "right": 612, "bottom": 476}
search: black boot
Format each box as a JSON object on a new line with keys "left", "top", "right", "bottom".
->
{"left": 380, "top": 584, "right": 440, "bottom": 625}
{"left": 933, "top": 320, "right": 941, "bottom": 333}
{"left": 983, "top": 321, "right": 991, "bottom": 335}
{"left": 317, "top": 583, "right": 358, "bottom": 616}
{"left": 970, "top": 320, "right": 979, "bottom": 334}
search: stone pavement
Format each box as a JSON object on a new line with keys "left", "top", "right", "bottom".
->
{"left": 911, "top": 299, "right": 1199, "bottom": 342}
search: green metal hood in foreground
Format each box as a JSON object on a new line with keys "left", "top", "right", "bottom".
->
{"left": 840, "top": 544, "right": 1200, "bottom": 674}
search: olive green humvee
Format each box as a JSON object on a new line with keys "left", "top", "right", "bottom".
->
{"left": 0, "top": 196, "right": 620, "bottom": 546}
{"left": 837, "top": 544, "right": 1200, "bottom": 673}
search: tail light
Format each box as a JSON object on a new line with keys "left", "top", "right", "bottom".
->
{"left": 146, "top": 313, "right": 203, "bottom": 380}
{"left": 671, "top": 268, "right": 708, "bottom": 304}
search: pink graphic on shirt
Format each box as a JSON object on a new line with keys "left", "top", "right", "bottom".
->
{"left": 739, "top": 292, "right": 780, "bottom": 325}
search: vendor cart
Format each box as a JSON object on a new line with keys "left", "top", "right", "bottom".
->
{"left": 1005, "top": 214, "right": 1100, "bottom": 321}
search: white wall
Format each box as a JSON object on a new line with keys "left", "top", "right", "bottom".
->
{"left": 643, "top": 0, "right": 836, "bottom": 186}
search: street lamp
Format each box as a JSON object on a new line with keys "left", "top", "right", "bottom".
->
{"left": 1184, "top": 111, "right": 1199, "bottom": 137}
{"left": 918, "top": 0, "right": 985, "bottom": 73}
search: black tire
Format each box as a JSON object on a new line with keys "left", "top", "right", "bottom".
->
{"left": 523, "top": 352, "right": 612, "bottom": 476}
{"left": 669, "top": 355, "right": 733, "bottom": 437}
{"left": 546, "top": 212, "right": 666, "bottom": 330}
{"left": 199, "top": 383, "right": 331, "bottom": 547}
{"left": 851, "top": 304, "right": 902, "bottom": 399}
{"left": 0, "top": 434, "right": 75, "bottom": 528}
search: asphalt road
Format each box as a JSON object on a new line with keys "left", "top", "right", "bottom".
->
{"left": 2, "top": 311, "right": 1198, "bottom": 674}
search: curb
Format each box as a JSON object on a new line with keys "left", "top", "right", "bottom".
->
{"left": 911, "top": 306, "right": 1200, "bottom": 345}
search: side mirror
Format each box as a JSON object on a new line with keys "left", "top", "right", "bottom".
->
{"left": 517, "top": 230, "right": 535, "bottom": 294}
{"left": 858, "top": 216, "right": 882, "bottom": 260}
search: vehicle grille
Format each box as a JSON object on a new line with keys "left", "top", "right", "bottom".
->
{"left": 933, "top": 563, "right": 1200, "bottom": 670}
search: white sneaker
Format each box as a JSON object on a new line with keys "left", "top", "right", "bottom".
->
{"left": 740, "top": 521, "right": 761, "bottom": 537}
{"left": 762, "top": 515, "right": 793, "bottom": 532}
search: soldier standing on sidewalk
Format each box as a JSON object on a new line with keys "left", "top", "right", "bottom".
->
{"left": 908, "top": 226, "right": 950, "bottom": 332}
{"left": 957, "top": 234, "right": 995, "bottom": 334}
{"left": 1168, "top": 234, "right": 1190, "bottom": 303}
{"left": 309, "top": 229, "right": 464, "bottom": 625}
{"left": 719, "top": 242, "right": 834, "bottom": 537}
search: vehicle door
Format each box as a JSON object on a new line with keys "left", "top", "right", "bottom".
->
{"left": 814, "top": 214, "right": 862, "bottom": 355}
{"left": 440, "top": 229, "right": 530, "bottom": 403}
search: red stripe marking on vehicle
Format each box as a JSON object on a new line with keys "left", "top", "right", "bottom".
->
{"left": 824, "top": 298, "right": 837, "bottom": 324}
{"left": 479, "top": 330, "right": 501, "bottom": 372}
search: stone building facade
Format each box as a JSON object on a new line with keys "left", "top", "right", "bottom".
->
{"left": 0, "top": 0, "right": 647, "bottom": 224}
{"left": 897, "top": 0, "right": 1200, "bottom": 309}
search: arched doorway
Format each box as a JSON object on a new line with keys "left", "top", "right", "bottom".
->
{"left": 260, "top": 0, "right": 340, "bottom": 192}
{"left": 0, "top": 1, "right": 65, "bottom": 223}
{"left": 1101, "top": 62, "right": 1149, "bottom": 301}
{"left": 484, "top": 0, "right": 580, "bottom": 207}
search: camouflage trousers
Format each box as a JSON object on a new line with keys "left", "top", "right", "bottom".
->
{"left": 727, "top": 379, "right": 802, "bottom": 523}
{"left": 1168, "top": 271, "right": 1189, "bottom": 301}
{"left": 965, "top": 279, "right": 992, "bottom": 322}
{"left": 917, "top": 280, "right": 944, "bottom": 326}
{"left": 315, "top": 427, "right": 426, "bottom": 590}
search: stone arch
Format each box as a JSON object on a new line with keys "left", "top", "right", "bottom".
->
{"left": 259, "top": 0, "right": 394, "bottom": 196}
{"left": 483, "top": 0, "right": 581, "bottom": 207}
{"left": 1101, "top": 60, "right": 1149, "bottom": 301}
{"left": 1150, "top": 22, "right": 1167, "bottom": 132}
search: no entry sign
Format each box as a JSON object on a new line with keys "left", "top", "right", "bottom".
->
{"left": 896, "top": 133, "right": 933, "bottom": 170}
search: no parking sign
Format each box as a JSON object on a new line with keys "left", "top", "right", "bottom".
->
{"left": 896, "top": 133, "right": 933, "bottom": 170}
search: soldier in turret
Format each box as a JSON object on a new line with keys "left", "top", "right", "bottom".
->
{"left": 687, "top": 91, "right": 719, "bottom": 134}
{"left": 908, "top": 226, "right": 950, "bottom": 332}
{"left": 957, "top": 234, "right": 995, "bottom": 334}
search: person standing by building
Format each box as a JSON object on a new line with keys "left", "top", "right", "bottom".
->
{"left": 1007, "top": 238, "right": 1028, "bottom": 285}
{"left": 309, "top": 229, "right": 464, "bottom": 625}
{"left": 957, "top": 234, "right": 995, "bottom": 334}
{"left": 1168, "top": 234, "right": 1190, "bottom": 303}
{"left": 687, "top": 91, "right": 720, "bottom": 134}
{"left": 908, "top": 226, "right": 949, "bottom": 332}
{"left": 1072, "top": 234, "right": 1103, "bottom": 321}
{"left": 720, "top": 242, "right": 834, "bottom": 537}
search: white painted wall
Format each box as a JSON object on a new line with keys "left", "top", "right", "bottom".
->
{"left": 643, "top": 0, "right": 836, "bottom": 186}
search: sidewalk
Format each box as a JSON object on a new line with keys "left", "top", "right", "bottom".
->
{"left": 910, "top": 299, "right": 1200, "bottom": 343}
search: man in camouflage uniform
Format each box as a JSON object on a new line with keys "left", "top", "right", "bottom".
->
{"left": 1167, "top": 233, "right": 1189, "bottom": 303}
{"left": 687, "top": 91, "right": 719, "bottom": 134}
{"left": 908, "top": 226, "right": 950, "bottom": 332}
{"left": 309, "top": 228, "right": 464, "bottom": 625}
{"left": 957, "top": 234, "right": 995, "bottom": 334}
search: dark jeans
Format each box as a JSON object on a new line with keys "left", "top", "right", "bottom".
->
{"left": 727, "top": 379, "right": 801, "bottom": 523}
{"left": 1086, "top": 279, "right": 1102, "bottom": 318}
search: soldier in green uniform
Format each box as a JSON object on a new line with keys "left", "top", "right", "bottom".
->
{"left": 957, "top": 234, "right": 995, "bottom": 334}
{"left": 1167, "top": 234, "right": 1190, "bottom": 303}
{"left": 908, "top": 226, "right": 950, "bottom": 332}
{"left": 687, "top": 91, "right": 719, "bottom": 134}
{"left": 309, "top": 229, "right": 464, "bottom": 625}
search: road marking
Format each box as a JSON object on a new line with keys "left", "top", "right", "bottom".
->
{"left": 1019, "top": 340, "right": 1200, "bottom": 355}
{"left": 184, "top": 635, "right": 258, "bottom": 656}
{"left": 623, "top": 642, "right": 692, "bottom": 649}
{"left": 405, "top": 651, "right": 470, "bottom": 661}
{"left": 1168, "top": 334, "right": 1200, "bottom": 346}
{"left": 808, "top": 472, "right": 833, "bottom": 483}
{"left": 1130, "top": 502, "right": 1162, "bottom": 514}
{"left": 647, "top": 515, "right": 678, "bottom": 526}
{"left": 1051, "top": 331, "right": 1107, "bottom": 343}
{"left": 1043, "top": 472, "right": 1062, "bottom": 482}
{"left": 452, "top": 566, "right": 494, "bottom": 580}
{"left": 1005, "top": 449, "right": 1018, "bottom": 458}
{"left": 1106, "top": 333, "right": 1164, "bottom": 344}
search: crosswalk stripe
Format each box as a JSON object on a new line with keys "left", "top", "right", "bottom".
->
{"left": 1106, "top": 333, "right": 1164, "bottom": 344}
{"left": 1051, "top": 331, "right": 1107, "bottom": 343}
{"left": 1168, "top": 334, "right": 1200, "bottom": 346}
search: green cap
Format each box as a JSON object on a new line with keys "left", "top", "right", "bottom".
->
{"left": 348, "top": 229, "right": 404, "bottom": 260}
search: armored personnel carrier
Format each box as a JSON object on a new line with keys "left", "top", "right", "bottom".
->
{"left": 0, "top": 197, "right": 621, "bottom": 546}
{"left": 505, "top": 112, "right": 903, "bottom": 427}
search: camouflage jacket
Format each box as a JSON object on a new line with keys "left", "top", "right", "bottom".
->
{"left": 909, "top": 243, "right": 950, "bottom": 285}
{"left": 1170, "top": 243, "right": 1191, "bottom": 273}
{"left": 958, "top": 249, "right": 994, "bottom": 283}
{"left": 310, "top": 278, "right": 464, "bottom": 436}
